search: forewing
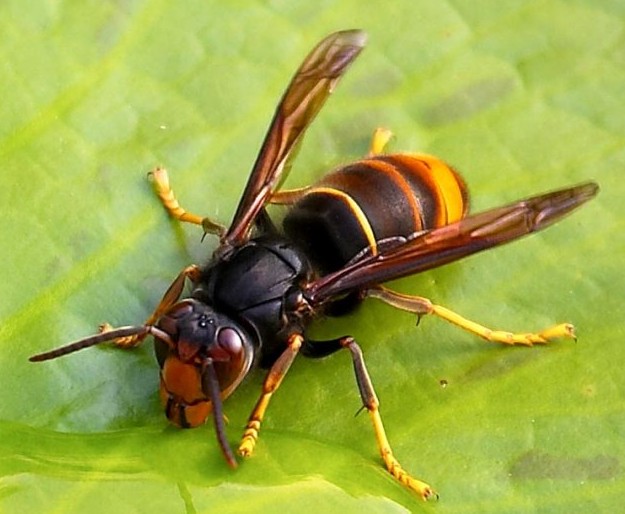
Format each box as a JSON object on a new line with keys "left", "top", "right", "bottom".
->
{"left": 223, "top": 29, "right": 367, "bottom": 247}
{"left": 305, "top": 182, "right": 599, "bottom": 304}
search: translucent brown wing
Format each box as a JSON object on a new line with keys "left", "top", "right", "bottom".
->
{"left": 223, "top": 29, "right": 367, "bottom": 247}
{"left": 304, "top": 182, "right": 599, "bottom": 304}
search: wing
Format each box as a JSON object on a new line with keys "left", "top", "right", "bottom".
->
{"left": 304, "top": 182, "right": 599, "bottom": 304}
{"left": 222, "top": 29, "right": 367, "bottom": 247}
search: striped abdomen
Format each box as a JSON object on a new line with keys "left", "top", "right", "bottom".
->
{"left": 283, "top": 154, "right": 469, "bottom": 275}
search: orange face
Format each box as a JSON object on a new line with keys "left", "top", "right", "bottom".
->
{"left": 159, "top": 355, "right": 212, "bottom": 428}
{"left": 154, "top": 302, "right": 256, "bottom": 429}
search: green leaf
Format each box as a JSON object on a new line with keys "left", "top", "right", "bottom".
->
{"left": 1, "top": 1, "right": 622, "bottom": 512}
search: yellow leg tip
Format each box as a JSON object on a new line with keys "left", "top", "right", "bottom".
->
{"left": 99, "top": 322, "right": 113, "bottom": 333}
{"left": 382, "top": 452, "right": 437, "bottom": 500}
{"left": 238, "top": 439, "right": 254, "bottom": 458}
{"left": 98, "top": 323, "right": 143, "bottom": 348}
{"left": 428, "top": 304, "right": 578, "bottom": 347}
{"left": 499, "top": 323, "right": 577, "bottom": 346}
{"left": 147, "top": 167, "right": 208, "bottom": 227}
{"left": 400, "top": 472, "right": 437, "bottom": 501}
{"left": 539, "top": 323, "right": 576, "bottom": 342}
{"left": 415, "top": 483, "right": 438, "bottom": 502}
{"left": 238, "top": 427, "right": 259, "bottom": 457}
{"left": 148, "top": 167, "right": 170, "bottom": 192}
{"left": 369, "top": 127, "right": 394, "bottom": 156}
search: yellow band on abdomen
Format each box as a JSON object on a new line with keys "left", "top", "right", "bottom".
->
{"left": 303, "top": 186, "right": 378, "bottom": 255}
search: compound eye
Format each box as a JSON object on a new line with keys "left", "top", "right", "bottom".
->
{"left": 210, "top": 326, "right": 253, "bottom": 401}
{"left": 217, "top": 327, "right": 243, "bottom": 355}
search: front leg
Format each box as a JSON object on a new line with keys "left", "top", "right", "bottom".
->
{"left": 239, "top": 333, "right": 303, "bottom": 457}
{"left": 264, "top": 335, "right": 437, "bottom": 500}
{"left": 149, "top": 168, "right": 227, "bottom": 237}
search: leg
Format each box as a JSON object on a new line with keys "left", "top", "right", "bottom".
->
{"left": 240, "top": 333, "right": 435, "bottom": 499}
{"left": 148, "top": 168, "right": 226, "bottom": 237}
{"left": 101, "top": 265, "right": 201, "bottom": 348}
{"left": 366, "top": 286, "right": 575, "bottom": 346}
{"left": 368, "top": 127, "right": 393, "bottom": 156}
{"left": 341, "top": 336, "right": 436, "bottom": 501}
{"left": 239, "top": 333, "right": 303, "bottom": 457}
